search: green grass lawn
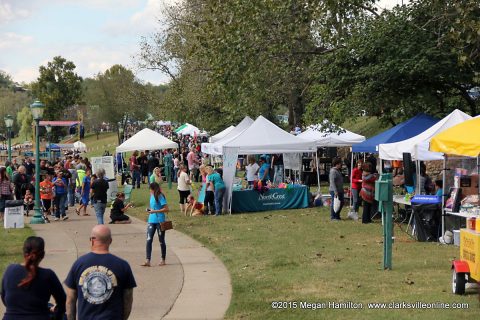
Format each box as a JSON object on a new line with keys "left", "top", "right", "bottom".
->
{"left": 124, "top": 183, "right": 476, "bottom": 320}
{"left": 75, "top": 132, "right": 118, "bottom": 158}
{"left": 0, "top": 227, "right": 34, "bottom": 275}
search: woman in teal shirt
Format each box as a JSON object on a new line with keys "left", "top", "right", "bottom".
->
{"left": 206, "top": 166, "right": 226, "bottom": 216}
{"left": 141, "top": 182, "right": 169, "bottom": 267}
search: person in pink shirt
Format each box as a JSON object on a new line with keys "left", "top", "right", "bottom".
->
{"left": 187, "top": 148, "right": 199, "bottom": 182}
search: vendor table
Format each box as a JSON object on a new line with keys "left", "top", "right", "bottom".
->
{"left": 231, "top": 186, "right": 309, "bottom": 213}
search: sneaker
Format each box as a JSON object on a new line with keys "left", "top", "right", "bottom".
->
{"left": 108, "top": 220, "right": 114, "bottom": 224}
{"left": 62, "top": 216, "right": 69, "bottom": 221}
{"left": 54, "top": 217, "right": 59, "bottom": 221}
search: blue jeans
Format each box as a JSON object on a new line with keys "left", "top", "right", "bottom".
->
{"left": 132, "top": 170, "right": 141, "bottom": 188}
{"left": 352, "top": 188, "right": 360, "bottom": 212}
{"left": 146, "top": 223, "right": 166, "bottom": 260}
{"left": 54, "top": 193, "right": 67, "bottom": 218}
{"left": 214, "top": 188, "right": 226, "bottom": 215}
{"left": 329, "top": 191, "right": 344, "bottom": 220}
{"left": 94, "top": 202, "right": 107, "bottom": 224}
{"left": 173, "top": 168, "right": 179, "bottom": 182}
{"left": 68, "top": 187, "right": 75, "bottom": 206}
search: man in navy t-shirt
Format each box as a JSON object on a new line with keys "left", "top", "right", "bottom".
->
{"left": 65, "top": 225, "right": 136, "bottom": 320}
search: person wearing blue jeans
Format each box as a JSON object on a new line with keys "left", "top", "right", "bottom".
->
{"left": 141, "top": 182, "right": 168, "bottom": 267}
{"left": 52, "top": 172, "right": 69, "bottom": 221}
{"left": 329, "top": 158, "right": 344, "bottom": 220}
{"left": 207, "top": 166, "right": 226, "bottom": 216}
{"left": 214, "top": 188, "right": 226, "bottom": 215}
{"left": 130, "top": 151, "right": 141, "bottom": 189}
{"left": 93, "top": 202, "right": 107, "bottom": 225}
{"left": 90, "top": 168, "right": 109, "bottom": 225}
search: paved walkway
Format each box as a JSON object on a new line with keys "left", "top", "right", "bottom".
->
{"left": 13, "top": 208, "right": 231, "bottom": 319}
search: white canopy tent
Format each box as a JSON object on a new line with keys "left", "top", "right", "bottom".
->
{"left": 116, "top": 128, "right": 178, "bottom": 153}
{"left": 209, "top": 126, "right": 235, "bottom": 143}
{"left": 221, "top": 116, "right": 316, "bottom": 212}
{"left": 73, "top": 141, "right": 87, "bottom": 152}
{"left": 202, "top": 116, "right": 254, "bottom": 155}
{"left": 176, "top": 123, "right": 200, "bottom": 136}
{"left": 378, "top": 109, "right": 472, "bottom": 161}
{"left": 298, "top": 122, "right": 365, "bottom": 147}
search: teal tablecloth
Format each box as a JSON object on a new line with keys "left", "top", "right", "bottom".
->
{"left": 231, "top": 186, "right": 309, "bottom": 213}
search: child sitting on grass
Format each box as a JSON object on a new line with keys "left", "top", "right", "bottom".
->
{"left": 186, "top": 194, "right": 204, "bottom": 217}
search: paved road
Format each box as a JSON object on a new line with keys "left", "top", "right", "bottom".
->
{"left": 1, "top": 209, "right": 231, "bottom": 320}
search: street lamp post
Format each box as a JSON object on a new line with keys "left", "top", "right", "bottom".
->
{"left": 4, "top": 115, "right": 13, "bottom": 163}
{"left": 45, "top": 124, "right": 52, "bottom": 162}
{"left": 29, "top": 100, "right": 45, "bottom": 224}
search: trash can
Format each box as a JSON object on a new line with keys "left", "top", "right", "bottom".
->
{"left": 411, "top": 196, "right": 441, "bottom": 242}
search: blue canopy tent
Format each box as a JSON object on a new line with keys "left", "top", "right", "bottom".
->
{"left": 348, "top": 113, "right": 439, "bottom": 211}
{"left": 352, "top": 114, "right": 439, "bottom": 153}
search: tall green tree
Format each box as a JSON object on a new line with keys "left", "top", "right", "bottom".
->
{"left": 305, "top": 0, "right": 479, "bottom": 126}
{"left": 139, "top": 0, "right": 377, "bottom": 131}
{"left": 31, "top": 56, "right": 83, "bottom": 120}
{"left": 17, "top": 107, "right": 33, "bottom": 141}
{"left": 83, "top": 65, "right": 151, "bottom": 140}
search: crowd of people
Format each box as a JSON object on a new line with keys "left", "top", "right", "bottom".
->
{"left": 0, "top": 155, "right": 124, "bottom": 226}
{"left": 330, "top": 155, "right": 443, "bottom": 224}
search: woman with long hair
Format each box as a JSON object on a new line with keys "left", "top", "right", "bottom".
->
{"left": 141, "top": 182, "right": 169, "bottom": 267}
{"left": 1, "top": 236, "right": 66, "bottom": 320}
{"left": 149, "top": 167, "right": 163, "bottom": 185}
{"left": 0, "top": 167, "right": 13, "bottom": 220}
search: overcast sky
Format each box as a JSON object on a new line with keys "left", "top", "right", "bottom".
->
{"left": 0, "top": 0, "right": 408, "bottom": 85}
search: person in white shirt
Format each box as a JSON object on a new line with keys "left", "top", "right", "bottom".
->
{"left": 177, "top": 165, "right": 191, "bottom": 214}
{"left": 245, "top": 156, "right": 259, "bottom": 186}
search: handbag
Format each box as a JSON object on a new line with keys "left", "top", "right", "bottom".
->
{"left": 160, "top": 220, "right": 173, "bottom": 231}
{"left": 157, "top": 212, "right": 173, "bottom": 231}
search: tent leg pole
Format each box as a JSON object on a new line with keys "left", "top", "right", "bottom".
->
{"left": 350, "top": 152, "right": 354, "bottom": 208}
{"left": 442, "top": 155, "right": 447, "bottom": 237}
{"left": 315, "top": 151, "right": 321, "bottom": 194}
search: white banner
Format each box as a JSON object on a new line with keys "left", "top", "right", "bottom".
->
{"left": 92, "top": 156, "right": 117, "bottom": 201}
{"left": 283, "top": 153, "right": 302, "bottom": 171}
{"left": 91, "top": 156, "right": 115, "bottom": 179}
{"left": 222, "top": 147, "right": 239, "bottom": 213}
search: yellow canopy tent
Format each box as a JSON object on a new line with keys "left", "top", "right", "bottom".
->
{"left": 430, "top": 117, "right": 480, "bottom": 157}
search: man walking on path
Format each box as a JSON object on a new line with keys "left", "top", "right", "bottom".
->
{"left": 91, "top": 169, "right": 109, "bottom": 225}
{"left": 65, "top": 225, "right": 136, "bottom": 320}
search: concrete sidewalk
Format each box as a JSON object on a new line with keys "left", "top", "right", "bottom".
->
{"left": 23, "top": 208, "right": 231, "bottom": 319}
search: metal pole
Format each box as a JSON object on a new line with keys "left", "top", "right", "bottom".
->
{"left": 315, "top": 151, "right": 321, "bottom": 193}
{"left": 30, "top": 119, "right": 44, "bottom": 224}
{"left": 441, "top": 155, "right": 447, "bottom": 236}
{"left": 350, "top": 151, "right": 354, "bottom": 207}
{"left": 7, "top": 127, "right": 11, "bottom": 163}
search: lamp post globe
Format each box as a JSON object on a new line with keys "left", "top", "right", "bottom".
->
{"left": 29, "top": 100, "right": 45, "bottom": 224}
{"left": 4, "top": 115, "right": 13, "bottom": 163}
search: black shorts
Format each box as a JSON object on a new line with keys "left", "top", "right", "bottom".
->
{"left": 41, "top": 199, "right": 52, "bottom": 212}
{"left": 178, "top": 190, "right": 190, "bottom": 204}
